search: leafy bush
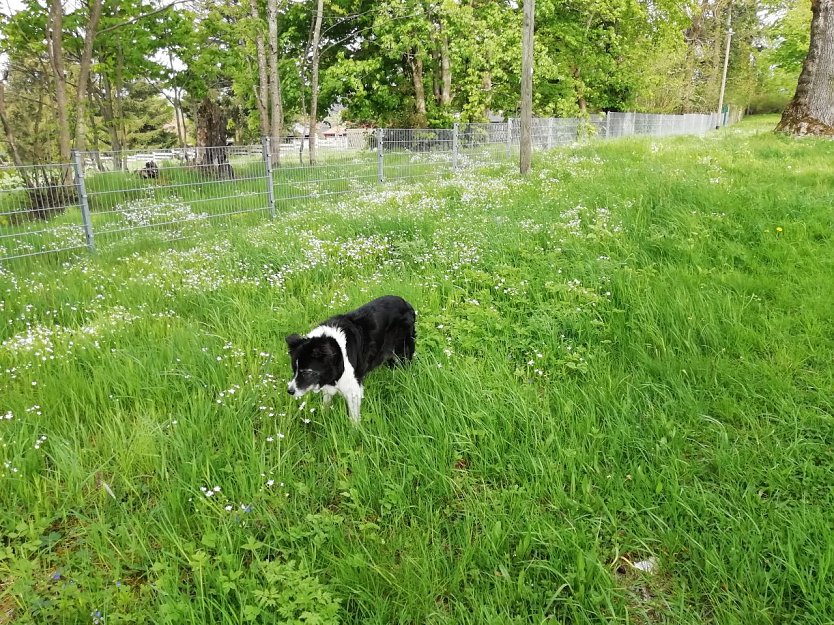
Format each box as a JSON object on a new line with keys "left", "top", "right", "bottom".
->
{"left": 747, "top": 92, "right": 792, "bottom": 114}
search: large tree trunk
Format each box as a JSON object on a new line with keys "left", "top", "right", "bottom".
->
{"left": 267, "top": 0, "right": 284, "bottom": 164}
{"left": 48, "top": 0, "right": 71, "bottom": 172}
{"left": 196, "top": 97, "right": 233, "bottom": 179}
{"left": 308, "top": 0, "right": 324, "bottom": 165}
{"left": 409, "top": 52, "right": 428, "bottom": 127}
{"left": 776, "top": 0, "right": 834, "bottom": 135}
{"left": 73, "top": 0, "right": 103, "bottom": 153}
{"left": 250, "top": 0, "right": 271, "bottom": 138}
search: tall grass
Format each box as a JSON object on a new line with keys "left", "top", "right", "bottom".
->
{"left": 1, "top": 115, "right": 833, "bottom": 624}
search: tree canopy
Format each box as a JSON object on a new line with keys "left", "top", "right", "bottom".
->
{"left": 0, "top": 0, "right": 814, "bottom": 162}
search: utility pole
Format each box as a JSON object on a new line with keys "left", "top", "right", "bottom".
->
{"left": 520, "top": 0, "right": 535, "bottom": 174}
{"left": 716, "top": 6, "right": 734, "bottom": 129}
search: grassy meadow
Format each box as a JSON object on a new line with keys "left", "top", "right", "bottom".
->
{"left": 2, "top": 115, "right": 833, "bottom": 624}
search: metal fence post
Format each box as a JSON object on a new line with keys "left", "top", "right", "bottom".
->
{"left": 605, "top": 112, "right": 611, "bottom": 140}
{"left": 376, "top": 128, "right": 385, "bottom": 182}
{"left": 262, "top": 136, "right": 276, "bottom": 218}
{"left": 71, "top": 150, "right": 95, "bottom": 253}
{"left": 505, "top": 118, "right": 513, "bottom": 158}
{"left": 452, "top": 122, "right": 459, "bottom": 170}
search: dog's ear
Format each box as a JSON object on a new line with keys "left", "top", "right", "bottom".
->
{"left": 311, "top": 338, "right": 339, "bottom": 361}
{"left": 285, "top": 333, "right": 305, "bottom": 351}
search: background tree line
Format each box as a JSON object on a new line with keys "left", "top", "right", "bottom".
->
{"left": 0, "top": 0, "right": 812, "bottom": 164}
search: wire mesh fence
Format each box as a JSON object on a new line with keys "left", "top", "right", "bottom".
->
{"left": 0, "top": 163, "right": 88, "bottom": 262}
{"left": 270, "top": 129, "right": 378, "bottom": 211}
{"left": 0, "top": 110, "right": 740, "bottom": 266}
{"left": 383, "top": 128, "right": 455, "bottom": 182}
{"left": 81, "top": 144, "right": 270, "bottom": 250}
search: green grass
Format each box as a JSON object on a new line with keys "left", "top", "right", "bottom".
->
{"left": 2, "top": 114, "right": 834, "bottom": 623}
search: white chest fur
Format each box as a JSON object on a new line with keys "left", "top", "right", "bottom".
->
{"left": 306, "top": 325, "right": 364, "bottom": 423}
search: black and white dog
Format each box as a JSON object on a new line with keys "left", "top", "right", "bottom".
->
{"left": 286, "top": 295, "right": 416, "bottom": 423}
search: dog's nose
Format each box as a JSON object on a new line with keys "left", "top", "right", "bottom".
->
{"left": 287, "top": 386, "right": 294, "bottom": 395}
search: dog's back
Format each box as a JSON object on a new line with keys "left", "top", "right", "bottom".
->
{"left": 327, "top": 295, "right": 415, "bottom": 381}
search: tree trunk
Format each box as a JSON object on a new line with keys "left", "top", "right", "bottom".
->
{"left": 2, "top": 72, "right": 68, "bottom": 220}
{"left": 100, "top": 76, "right": 123, "bottom": 170}
{"left": 409, "top": 52, "right": 428, "bottom": 127}
{"left": 481, "top": 70, "right": 492, "bottom": 120}
{"left": 716, "top": 8, "right": 733, "bottom": 128}
{"left": 440, "top": 32, "right": 452, "bottom": 106}
{"left": 73, "top": 0, "right": 103, "bottom": 152}
{"left": 173, "top": 99, "right": 186, "bottom": 149}
{"left": 572, "top": 66, "right": 587, "bottom": 115}
{"left": 196, "top": 97, "right": 233, "bottom": 179}
{"left": 267, "top": 0, "right": 284, "bottom": 164}
{"left": 115, "top": 48, "right": 128, "bottom": 168}
{"left": 48, "top": 0, "right": 71, "bottom": 173}
{"left": 0, "top": 78, "right": 28, "bottom": 172}
{"left": 308, "top": 0, "right": 324, "bottom": 165}
{"left": 520, "top": 0, "right": 534, "bottom": 175}
{"left": 167, "top": 49, "right": 187, "bottom": 150}
{"left": 88, "top": 107, "right": 105, "bottom": 171}
{"left": 250, "top": 0, "right": 271, "bottom": 138}
{"left": 297, "top": 61, "right": 307, "bottom": 165}
{"left": 33, "top": 84, "right": 46, "bottom": 164}
{"left": 776, "top": 0, "right": 834, "bottom": 135}
{"left": 431, "top": 47, "right": 441, "bottom": 103}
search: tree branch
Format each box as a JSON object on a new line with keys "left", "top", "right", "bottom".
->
{"left": 97, "top": 0, "right": 190, "bottom": 35}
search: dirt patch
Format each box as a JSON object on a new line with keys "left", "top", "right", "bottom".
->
{"left": 612, "top": 554, "right": 674, "bottom": 624}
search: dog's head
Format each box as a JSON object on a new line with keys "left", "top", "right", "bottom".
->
{"left": 285, "top": 333, "right": 344, "bottom": 397}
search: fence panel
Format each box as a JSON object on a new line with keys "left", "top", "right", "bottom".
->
{"left": 79, "top": 145, "right": 270, "bottom": 249}
{"left": 270, "top": 129, "right": 378, "bottom": 210}
{"left": 0, "top": 163, "right": 87, "bottom": 264}
{"left": 382, "top": 128, "right": 454, "bottom": 181}
{"left": 457, "top": 123, "right": 510, "bottom": 166}
{"left": 2, "top": 110, "right": 744, "bottom": 267}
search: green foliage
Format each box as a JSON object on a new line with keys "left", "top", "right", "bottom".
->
{"left": 117, "top": 84, "right": 179, "bottom": 149}
{"left": 2, "top": 517, "right": 340, "bottom": 624}
{"left": 751, "top": 0, "right": 812, "bottom": 112}
{"left": 0, "top": 0, "right": 815, "bottom": 158}
{"left": 747, "top": 92, "right": 794, "bottom": 114}
{"left": 769, "top": 0, "right": 812, "bottom": 71}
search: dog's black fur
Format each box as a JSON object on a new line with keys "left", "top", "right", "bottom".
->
{"left": 286, "top": 295, "right": 416, "bottom": 393}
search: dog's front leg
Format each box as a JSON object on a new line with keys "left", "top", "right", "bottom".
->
{"left": 321, "top": 386, "right": 337, "bottom": 409}
{"left": 338, "top": 380, "right": 364, "bottom": 425}
{"left": 336, "top": 376, "right": 364, "bottom": 425}
{"left": 346, "top": 391, "right": 362, "bottom": 424}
